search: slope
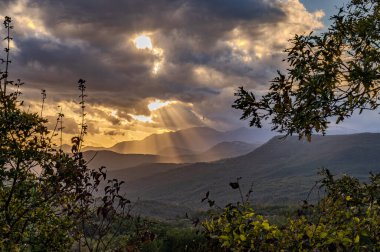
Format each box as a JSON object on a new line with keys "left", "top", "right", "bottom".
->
{"left": 120, "top": 133, "right": 380, "bottom": 207}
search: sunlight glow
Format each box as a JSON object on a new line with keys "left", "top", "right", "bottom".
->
{"left": 148, "top": 100, "right": 172, "bottom": 111}
{"left": 134, "top": 35, "right": 153, "bottom": 50}
{"left": 151, "top": 47, "right": 164, "bottom": 75}
{"left": 132, "top": 35, "right": 165, "bottom": 75}
{"left": 152, "top": 62, "right": 161, "bottom": 74}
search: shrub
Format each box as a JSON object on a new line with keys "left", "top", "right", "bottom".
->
{"left": 202, "top": 170, "right": 380, "bottom": 250}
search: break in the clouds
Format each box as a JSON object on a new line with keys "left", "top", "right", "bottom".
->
{"left": 0, "top": 0, "right": 327, "bottom": 146}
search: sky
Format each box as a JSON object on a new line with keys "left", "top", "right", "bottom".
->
{"left": 1, "top": 0, "right": 378, "bottom": 147}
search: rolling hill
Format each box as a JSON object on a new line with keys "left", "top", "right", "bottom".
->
{"left": 83, "top": 151, "right": 162, "bottom": 171}
{"left": 202, "top": 141, "right": 259, "bottom": 159}
{"left": 157, "top": 146, "right": 196, "bottom": 157}
{"left": 111, "top": 133, "right": 380, "bottom": 209}
{"left": 173, "top": 141, "right": 259, "bottom": 163}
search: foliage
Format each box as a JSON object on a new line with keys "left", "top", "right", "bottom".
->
{"left": 75, "top": 168, "right": 131, "bottom": 252}
{"left": 0, "top": 16, "right": 129, "bottom": 251}
{"left": 128, "top": 218, "right": 212, "bottom": 252}
{"left": 202, "top": 179, "right": 281, "bottom": 251}
{"left": 229, "top": 1, "right": 380, "bottom": 248}
{"left": 233, "top": 0, "right": 380, "bottom": 140}
{"left": 203, "top": 171, "right": 380, "bottom": 250}
{"left": 78, "top": 215, "right": 214, "bottom": 252}
{"left": 203, "top": 202, "right": 280, "bottom": 251}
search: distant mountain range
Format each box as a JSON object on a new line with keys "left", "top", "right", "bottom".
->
{"left": 84, "top": 140, "right": 260, "bottom": 171}
{"left": 78, "top": 126, "right": 269, "bottom": 173}
{"left": 107, "top": 133, "right": 380, "bottom": 210}
{"left": 83, "top": 126, "right": 274, "bottom": 155}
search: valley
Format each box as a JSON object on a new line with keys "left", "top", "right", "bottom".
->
{"left": 82, "top": 127, "right": 380, "bottom": 219}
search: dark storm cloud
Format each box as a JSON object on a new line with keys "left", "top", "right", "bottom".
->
{"left": 30, "top": 0, "right": 284, "bottom": 36}
{"left": 196, "top": 0, "right": 281, "bottom": 20}
{"left": 0, "top": 0, "right": 321, "bottom": 130}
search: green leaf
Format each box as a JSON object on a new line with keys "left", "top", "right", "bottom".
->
{"left": 354, "top": 235, "right": 360, "bottom": 244}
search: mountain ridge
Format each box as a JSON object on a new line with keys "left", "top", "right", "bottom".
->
{"left": 84, "top": 140, "right": 260, "bottom": 171}
{"left": 113, "top": 133, "right": 380, "bottom": 208}
{"left": 108, "top": 126, "right": 273, "bottom": 154}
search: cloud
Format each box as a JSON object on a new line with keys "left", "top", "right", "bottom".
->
{"left": 45, "top": 115, "right": 79, "bottom": 134}
{"left": 0, "top": 0, "right": 326, "bottom": 144}
{"left": 104, "top": 130, "right": 125, "bottom": 136}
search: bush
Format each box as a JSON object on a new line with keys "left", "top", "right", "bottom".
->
{"left": 202, "top": 170, "right": 380, "bottom": 250}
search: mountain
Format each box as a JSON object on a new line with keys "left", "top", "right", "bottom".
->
{"left": 108, "top": 163, "right": 184, "bottom": 182}
{"left": 59, "top": 144, "right": 109, "bottom": 153}
{"left": 81, "top": 146, "right": 109, "bottom": 152}
{"left": 109, "top": 126, "right": 273, "bottom": 155}
{"left": 83, "top": 150, "right": 162, "bottom": 171}
{"left": 157, "top": 146, "right": 196, "bottom": 157}
{"left": 84, "top": 140, "right": 259, "bottom": 172}
{"left": 174, "top": 141, "right": 259, "bottom": 163}
{"left": 114, "top": 133, "right": 380, "bottom": 208}
{"left": 110, "top": 127, "right": 221, "bottom": 154}
{"left": 201, "top": 141, "right": 259, "bottom": 159}
{"left": 222, "top": 127, "right": 275, "bottom": 144}
{"left": 57, "top": 144, "right": 73, "bottom": 153}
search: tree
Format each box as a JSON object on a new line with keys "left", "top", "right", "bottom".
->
{"left": 221, "top": 1, "right": 380, "bottom": 250}
{"left": 233, "top": 0, "right": 380, "bottom": 140}
{"left": 0, "top": 17, "right": 129, "bottom": 251}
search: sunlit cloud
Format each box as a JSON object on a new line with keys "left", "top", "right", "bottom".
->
{"left": 0, "top": 0, "right": 58, "bottom": 44}
{"left": 1, "top": 0, "right": 351, "bottom": 148}
{"left": 148, "top": 99, "right": 173, "bottom": 111}
{"left": 223, "top": 1, "right": 324, "bottom": 63}
{"left": 132, "top": 34, "right": 165, "bottom": 75}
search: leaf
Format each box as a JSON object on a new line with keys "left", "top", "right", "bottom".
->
{"left": 229, "top": 182, "right": 239, "bottom": 189}
{"left": 320, "top": 232, "right": 328, "bottom": 239}
{"left": 208, "top": 200, "right": 215, "bottom": 207}
{"left": 201, "top": 191, "right": 210, "bottom": 202}
{"left": 262, "top": 221, "right": 270, "bottom": 231}
{"left": 354, "top": 234, "right": 360, "bottom": 244}
{"left": 239, "top": 234, "right": 247, "bottom": 241}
